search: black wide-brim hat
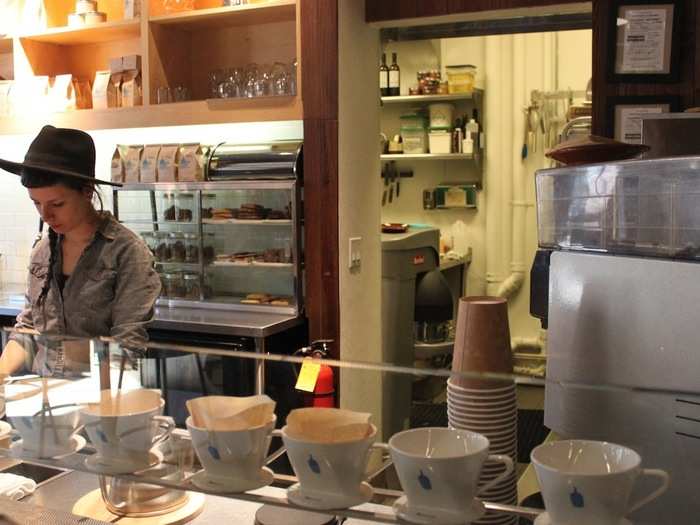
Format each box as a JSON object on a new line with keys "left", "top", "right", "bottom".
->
{"left": 0, "top": 125, "right": 122, "bottom": 187}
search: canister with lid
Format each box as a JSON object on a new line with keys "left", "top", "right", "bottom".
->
{"left": 183, "top": 233, "right": 199, "bottom": 263}
{"left": 446, "top": 64, "right": 476, "bottom": 94}
{"left": 183, "top": 273, "right": 202, "bottom": 300}
{"left": 168, "top": 233, "right": 186, "bottom": 263}
{"left": 163, "top": 272, "right": 185, "bottom": 299}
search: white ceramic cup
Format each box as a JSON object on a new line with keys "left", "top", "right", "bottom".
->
{"left": 389, "top": 427, "right": 513, "bottom": 516}
{"left": 81, "top": 394, "right": 173, "bottom": 467}
{"left": 531, "top": 439, "right": 669, "bottom": 525}
{"left": 9, "top": 405, "right": 82, "bottom": 457}
{"left": 187, "top": 415, "right": 275, "bottom": 483}
{"left": 282, "top": 423, "right": 377, "bottom": 501}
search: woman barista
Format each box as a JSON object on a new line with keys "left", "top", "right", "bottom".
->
{"left": 0, "top": 125, "right": 161, "bottom": 376}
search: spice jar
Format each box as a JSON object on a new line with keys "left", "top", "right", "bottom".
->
{"left": 162, "top": 192, "right": 177, "bottom": 221}
{"left": 176, "top": 193, "right": 194, "bottom": 222}
{"left": 154, "top": 231, "right": 170, "bottom": 262}
{"left": 184, "top": 233, "right": 199, "bottom": 263}
{"left": 183, "top": 273, "right": 202, "bottom": 300}
{"left": 163, "top": 272, "right": 185, "bottom": 299}
{"left": 168, "top": 232, "right": 186, "bottom": 263}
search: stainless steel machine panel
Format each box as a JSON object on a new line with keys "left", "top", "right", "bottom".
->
{"left": 545, "top": 251, "right": 700, "bottom": 524}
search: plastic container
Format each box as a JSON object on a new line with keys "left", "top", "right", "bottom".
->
{"left": 535, "top": 156, "right": 700, "bottom": 259}
{"left": 183, "top": 273, "right": 201, "bottom": 300}
{"left": 400, "top": 113, "right": 426, "bottom": 129}
{"left": 168, "top": 233, "right": 186, "bottom": 263}
{"left": 429, "top": 103, "right": 454, "bottom": 128}
{"left": 401, "top": 128, "right": 428, "bottom": 154}
{"left": 163, "top": 272, "right": 185, "bottom": 299}
{"left": 183, "top": 233, "right": 199, "bottom": 263}
{"left": 176, "top": 193, "right": 194, "bottom": 222}
{"left": 428, "top": 127, "right": 452, "bottom": 154}
{"left": 446, "top": 65, "right": 476, "bottom": 94}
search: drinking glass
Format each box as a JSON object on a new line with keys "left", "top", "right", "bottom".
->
{"left": 156, "top": 86, "right": 171, "bottom": 104}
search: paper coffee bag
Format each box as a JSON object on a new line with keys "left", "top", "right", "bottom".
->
{"left": 140, "top": 145, "right": 161, "bottom": 183}
{"left": 123, "top": 145, "right": 143, "bottom": 183}
{"left": 157, "top": 144, "right": 179, "bottom": 182}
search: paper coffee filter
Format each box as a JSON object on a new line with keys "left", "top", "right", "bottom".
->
{"left": 84, "top": 388, "right": 162, "bottom": 416}
{"left": 186, "top": 395, "right": 275, "bottom": 430}
{"left": 286, "top": 408, "right": 372, "bottom": 443}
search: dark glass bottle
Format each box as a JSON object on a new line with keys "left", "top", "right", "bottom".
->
{"left": 379, "top": 53, "right": 389, "bottom": 97}
{"left": 389, "top": 52, "right": 400, "bottom": 96}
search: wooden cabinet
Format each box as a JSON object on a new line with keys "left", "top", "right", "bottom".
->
{"left": 0, "top": 0, "right": 301, "bottom": 134}
{"left": 365, "top": 0, "right": 586, "bottom": 23}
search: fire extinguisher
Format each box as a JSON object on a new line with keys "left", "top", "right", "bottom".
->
{"left": 295, "top": 339, "right": 335, "bottom": 408}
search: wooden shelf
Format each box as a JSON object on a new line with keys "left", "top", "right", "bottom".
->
{"left": 381, "top": 153, "right": 475, "bottom": 160}
{"left": 0, "top": 97, "right": 303, "bottom": 135}
{"left": 149, "top": 1, "right": 296, "bottom": 31}
{"left": 381, "top": 91, "right": 482, "bottom": 104}
{"left": 19, "top": 19, "right": 141, "bottom": 45}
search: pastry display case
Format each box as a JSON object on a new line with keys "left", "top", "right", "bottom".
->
{"left": 112, "top": 142, "right": 303, "bottom": 316}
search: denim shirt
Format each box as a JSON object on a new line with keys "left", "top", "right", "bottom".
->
{"left": 11, "top": 212, "right": 161, "bottom": 373}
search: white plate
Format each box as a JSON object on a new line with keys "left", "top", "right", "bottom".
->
{"left": 0, "top": 420, "right": 11, "bottom": 439}
{"left": 84, "top": 449, "right": 163, "bottom": 475}
{"left": 393, "top": 495, "right": 485, "bottom": 525}
{"left": 286, "top": 481, "right": 373, "bottom": 511}
{"left": 10, "top": 434, "right": 86, "bottom": 459}
{"left": 534, "top": 511, "right": 631, "bottom": 525}
{"left": 190, "top": 467, "right": 273, "bottom": 493}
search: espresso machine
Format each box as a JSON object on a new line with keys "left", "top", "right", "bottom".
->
{"left": 531, "top": 156, "right": 700, "bottom": 524}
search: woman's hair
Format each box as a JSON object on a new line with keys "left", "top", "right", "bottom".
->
{"left": 21, "top": 168, "right": 104, "bottom": 306}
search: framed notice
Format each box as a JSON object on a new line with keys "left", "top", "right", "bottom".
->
{"left": 609, "top": 0, "right": 681, "bottom": 82}
{"left": 606, "top": 96, "right": 680, "bottom": 144}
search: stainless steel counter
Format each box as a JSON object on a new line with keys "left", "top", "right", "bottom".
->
{"left": 25, "top": 470, "right": 381, "bottom": 524}
{"left": 0, "top": 288, "right": 303, "bottom": 338}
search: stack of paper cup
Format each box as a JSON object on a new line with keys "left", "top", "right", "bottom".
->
{"left": 448, "top": 296, "right": 517, "bottom": 524}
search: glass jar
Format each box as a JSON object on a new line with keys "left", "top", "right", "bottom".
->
{"left": 162, "top": 192, "right": 177, "bottom": 222}
{"left": 154, "top": 232, "right": 170, "bottom": 262}
{"left": 446, "top": 64, "right": 476, "bottom": 94}
{"left": 183, "top": 273, "right": 201, "bottom": 300}
{"left": 158, "top": 271, "right": 167, "bottom": 298}
{"left": 202, "top": 233, "right": 216, "bottom": 264}
{"left": 201, "top": 193, "right": 216, "bottom": 219}
{"left": 168, "top": 233, "right": 186, "bottom": 263}
{"left": 184, "top": 233, "right": 199, "bottom": 264}
{"left": 163, "top": 272, "right": 184, "bottom": 299}
{"left": 176, "top": 193, "right": 194, "bottom": 222}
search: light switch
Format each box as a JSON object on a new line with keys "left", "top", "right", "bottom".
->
{"left": 349, "top": 237, "right": 362, "bottom": 269}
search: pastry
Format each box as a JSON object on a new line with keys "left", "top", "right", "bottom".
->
{"left": 241, "top": 299, "right": 261, "bottom": 304}
{"left": 246, "top": 293, "right": 270, "bottom": 301}
{"left": 270, "top": 299, "right": 290, "bottom": 306}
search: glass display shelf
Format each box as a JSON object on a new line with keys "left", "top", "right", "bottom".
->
{"left": 0, "top": 330, "right": 692, "bottom": 524}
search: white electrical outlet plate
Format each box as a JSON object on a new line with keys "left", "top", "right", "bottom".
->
{"left": 349, "top": 237, "right": 362, "bottom": 269}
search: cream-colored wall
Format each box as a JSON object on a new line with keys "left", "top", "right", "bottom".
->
{"left": 337, "top": 0, "right": 383, "bottom": 418}
{"left": 380, "top": 29, "right": 591, "bottom": 344}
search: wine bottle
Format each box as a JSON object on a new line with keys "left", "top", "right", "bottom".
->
{"left": 379, "top": 53, "right": 389, "bottom": 97}
{"left": 389, "top": 52, "right": 400, "bottom": 96}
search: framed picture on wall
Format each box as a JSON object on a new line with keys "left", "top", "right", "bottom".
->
{"left": 607, "top": 95, "right": 681, "bottom": 144}
{"left": 608, "top": 0, "right": 681, "bottom": 82}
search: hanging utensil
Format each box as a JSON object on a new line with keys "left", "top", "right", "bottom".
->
{"left": 522, "top": 107, "right": 529, "bottom": 160}
{"left": 388, "top": 162, "right": 395, "bottom": 203}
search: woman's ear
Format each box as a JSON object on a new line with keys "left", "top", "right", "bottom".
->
{"left": 81, "top": 185, "right": 95, "bottom": 201}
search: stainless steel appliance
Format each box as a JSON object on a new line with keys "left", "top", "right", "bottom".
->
{"left": 533, "top": 156, "right": 700, "bottom": 524}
